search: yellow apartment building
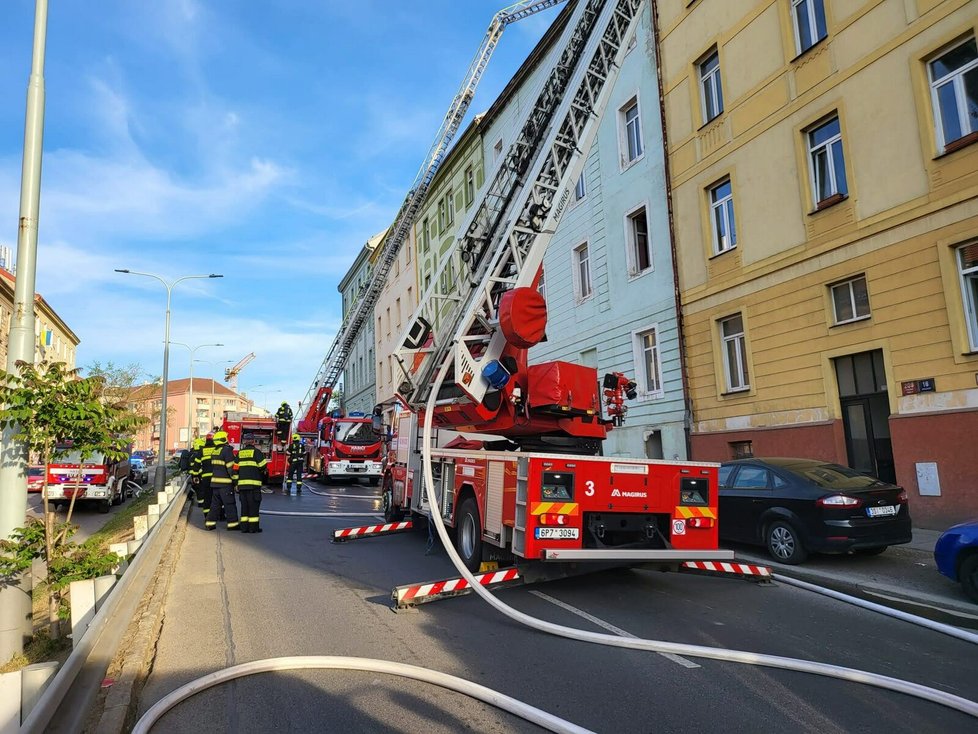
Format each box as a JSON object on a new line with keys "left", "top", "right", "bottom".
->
{"left": 657, "top": 0, "right": 978, "bottom": 526}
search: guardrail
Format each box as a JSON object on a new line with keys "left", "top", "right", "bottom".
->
{"left": 13, "top": 474, "right": 190, "bottom": 733}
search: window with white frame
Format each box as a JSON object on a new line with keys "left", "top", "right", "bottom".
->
{"left": 633, "top": 326, "right": 663, "bottom": 397}
{"left": 830, "top": 275, "right": 871, "bottom": 324}
{"left": 929, "top": 38, "right": 978, "bottom": 152}
{"left": 807, "top": 116, "right": 848, "bottom": 206}
{"left": 625, "top": 205, "right": 652, "bottom": 275}
{"left": 620, "top": 97, "right": 644, "bottom": 166}
{"left": 791, "top": 0, "right": 827, "bottom": 55}
{"left": 537, "top": 268, "right": 547, "bottom": 300}
{"left": 699, "top": 49, "right": 723, "bottom": 123}
{"left": 465, "top": 166, "right": 475, "bottom": 206}
{"left": 574, "top": 243, "right": 593, "bottom": 301}
{"left": 447, "top": 187, "right": 455, "bottom": 227}
{"left": 709, "top": 179, "right": 736, "bottom": 254}
{"left": 959, "top": 242, "right": 978, "bottom": 351}
{"left": 421, "top": 217, "right": 430, "bottom": 251}
{"left": 437, "top": 198, "right": 447, "bottom": 232}
{"left": 574, "top": 172, "right": 586, "bottom": 202}
{"left": 720, "top": 314, "right": 749, "bottom": 392}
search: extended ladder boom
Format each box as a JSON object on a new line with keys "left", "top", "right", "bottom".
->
{"left": 298, "top": 0, "right": 568, "bottom": 421}
{"left": 396, "top": 0, "right": 645, "bottom": 411}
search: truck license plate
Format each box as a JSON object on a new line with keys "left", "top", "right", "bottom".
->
{"left": 866, "top": 505, "right": 897, "bottom": 517}
{"left": 535, "top": 527, "right": 579, "bottom": 540}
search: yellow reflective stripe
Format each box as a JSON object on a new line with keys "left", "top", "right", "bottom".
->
{"left": 238, "top": 480, "right": 262, "bottom": 486}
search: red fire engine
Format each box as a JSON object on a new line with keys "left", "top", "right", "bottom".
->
{"left": 221, "top": 413, "right": 287, "bottom": 482}
{"left": 297, "top": 388, "right": 385, "bottom": 484}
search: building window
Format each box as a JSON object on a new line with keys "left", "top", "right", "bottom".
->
{"left": 709, "top": 179, "right": 736, "bottom": 255}
{"left": 620, "top": 97, "right": 644, "bottom": 166}
{"left": 574, "top": 173, "right": 586, "bottom": 202}
{"left": 625, "top": 205, "right": 651, "bottom": 275}
{"left": 720, "top": 314, "right": 749, "bottom": 392}
{"left": 465, "top": 166, "right": 475, "bottom": 207}
{"left": 791, "top": 0, "right": 827, "bottom": 55}
{"left": 698, "top": 48, "right": 723, "bottom": 123}
{"left": 494, "top": 139, "right": 503, "bottom": 160}
{"left": 830, "top": 275, "right": 871, "bottom": 324}
{"left": 438, "top": 198, "right": 447, "bottom": 233}
{"left": 959, "top": 242, "right": 978, "bottom": 351}
{"left": 447, "top": 187, "right": 455, "bottom": 227}
{"left": 633, "top": 326, "right": 663, "bottom": 396}
{"left": 421, "top": 218, "right": 430, "bottom": 252}
{"left": 807, "top": 116, "right": 848, "bottom": 207}
{"left": 929, "top": 38, "right": 978, "bottom": 153}
{"left": 537, "top": 268, "right": 546, "bottom": 300}
{"left": 395, "top": 298, "right": 402, "bottom": 329}
{"left": 730, "top": 440, "right": 753, "bottom": 459}
{"left": 574, "top": 243, "right": 593, "bottom": 301}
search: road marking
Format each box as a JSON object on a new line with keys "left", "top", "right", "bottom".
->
{"left": 863, "top": 590, "right": 978, "bottom": 621}
{"left": 306, "top": 488, "right": 382, "bottom": 500}
{"left": 528, "top": 590, "right": 700, "bottom": 669}
{"left": 260, "top": 511, "right": 384, "bottom": 518}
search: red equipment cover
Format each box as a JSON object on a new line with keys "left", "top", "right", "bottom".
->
{"left": 499, "top": 288, "right": 547, "bottom": 349}
{"left": 527, "top": 362, "right": 600, "bottom": 414}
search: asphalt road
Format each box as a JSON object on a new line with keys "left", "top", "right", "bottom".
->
{"left": 133, "top": 477, "right": 978, "bottom": 733}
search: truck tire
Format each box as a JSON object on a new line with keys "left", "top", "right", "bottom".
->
{"left": 382, "top": 478, "right": 402, "bottom": 523}
{"left": 99, "top": 499, "right": 111, "bottom": 514}
{"left": 369, "top": 476, "right": 380, "bottom": 487}
{"left": 454, "top": 496, "right": 483, "bottom": 573}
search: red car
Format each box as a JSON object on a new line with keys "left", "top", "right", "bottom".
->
{"left": 27, "top": 465, "right": 44, "bottom": 493}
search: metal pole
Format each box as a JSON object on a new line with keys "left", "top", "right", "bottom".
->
{"left": 0, "top": 0, "right": 48, "bottom": 664}
{"left": 156, "top": 287, "right": 172, "bottom": 492}
{"left": 188, "top": 358, "right": 194, "bottom": 445}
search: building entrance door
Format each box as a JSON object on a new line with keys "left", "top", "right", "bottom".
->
{"left": 834, "top": 350, "right": 895, "bottom": 484}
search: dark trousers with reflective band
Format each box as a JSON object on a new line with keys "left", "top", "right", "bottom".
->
{"left": 198, "top": 477, "right": 213, "bottom": 514}
{"left": 207, "top": 482, "right": 239, "bottom": 528}
{"left": 239, "top": 487, "right": 262, "bottom": 531}
{"left": 286, "top": 464, "right": 302, "bottom": 492}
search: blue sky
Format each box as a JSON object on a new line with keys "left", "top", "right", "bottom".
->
{"left": 0, "top": 0, "right": 562, "bottom": 415}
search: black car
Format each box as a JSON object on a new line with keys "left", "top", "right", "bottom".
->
{"left": 718, "top": 458, "right": 912, "bottom": 564}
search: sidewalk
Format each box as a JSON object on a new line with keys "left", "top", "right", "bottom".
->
{"left": 728, "top": 527, "right": 978, "bottom": 624}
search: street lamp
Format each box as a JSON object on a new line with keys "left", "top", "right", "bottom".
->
{"left": 170, "top": 342, "right": 223, "bottom": 446}
{"left": 194, "top": 358, "right": 235, "bottom": 430}
{"left": 261, "top": 389, "right": 283, "bottom": 413}
{"left": 115, "top": 270, "right": 223, "bottom": 490}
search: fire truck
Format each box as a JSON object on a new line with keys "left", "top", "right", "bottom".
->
{"left": 297, "top": 391, "right": 385, "bottom": 484}
{"left": 221, "top": 413, "right": 287, "bottom": 483}
{"left": 44, "top": 443, "right": 129, "bottom": 513}
{"left": 377, "top": 0, "right": 730, "bottom": 572}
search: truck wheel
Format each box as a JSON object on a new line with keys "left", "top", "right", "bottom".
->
{"left": 369, "top": 477, "right": 380, "bottom": 487}
{"left": 382, "top": 478, "right": 402, "bottom": 523}
{"left": 766, "top": 520, "right": 807, "bottom": 564}
{"left": 454, "top": 496, "right": 483, "bottom": 573}
{"left": 99, "top": 499, "right": 111, "bottom": 514}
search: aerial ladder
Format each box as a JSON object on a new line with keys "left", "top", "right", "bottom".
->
{"left": 224, "top": 352, "right": 255, "bottom": 393}
{"left": 395, "top": 0, "right": 645, "bottom": 445}
{"left": 297, "top": 0, "right": 569, "bottom": 430}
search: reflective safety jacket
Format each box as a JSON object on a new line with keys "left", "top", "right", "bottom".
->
{"left": 286, "top": 440, "right": 304, "bottom": 468}
{"left": 211, "top": 443, "right": 237, "bottom": 486}
{"left": 201, "top": 442, "right": 217, "bottom": 479}
{"left": 276, "top": 404, "right": 293, "bottom": 423}
{"left": 190, "top": 447, "right": 204, "bottom": 479}
{"left": 237, "top": 446, "right": 268, "bottom": 488}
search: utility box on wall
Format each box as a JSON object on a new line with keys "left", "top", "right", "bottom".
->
{"left": 915, "top": 462, "right": 941, "bottom": 497}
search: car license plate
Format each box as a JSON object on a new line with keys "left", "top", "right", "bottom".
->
{"left": 534, "top": 527, "right": 579, "bottom": 540}
{"left": 867, "top": 505, "right": 897, "bottom": 517}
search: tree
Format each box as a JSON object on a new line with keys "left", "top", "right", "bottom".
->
{"left": 0, "top": 361, "right": 147, "bottom": 638}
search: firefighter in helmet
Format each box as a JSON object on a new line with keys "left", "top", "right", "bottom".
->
{"left": 206, "top": 431, "right": 240, "bottom": 531}
{"left": 198, "top": 433, "right": 216, "bottom": 519}
{"left": 189, "top": 437, "right": 205, "bottom": 504}
{"left": 275, "top": 401, "right": 293, "bottom": 444}
{"left": 285, "top": 433, "right": 304, "bottom": 496}
{"left": 237, "top": 437, "right": 268, "bottom": 533}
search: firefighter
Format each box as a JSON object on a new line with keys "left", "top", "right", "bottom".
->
{"left": 285, "top": 433, "right": 304, "bottom": 496}
{"left": 198, "top": 433, "right": 216, "bottom": 520}
{"left": 237, "top": 438, "right": 268, "bottom": 533}
{"left": 189, "top": 437, "right": 205, "bottom": 506}
{"left": 206, "top": 431, "right": 240, "bottom": 531}
{"left": 275, "top": 401, "right": 293, "bottom": 444}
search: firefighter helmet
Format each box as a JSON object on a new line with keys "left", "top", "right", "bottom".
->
{"left": 213, "top": 431, "right": 228, "bottom": 444}
{"left": 292, "top": 433, "right": 300, "bottom": 440}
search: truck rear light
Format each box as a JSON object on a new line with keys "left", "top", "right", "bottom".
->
{"left": 686, "top": 517, "right": 714, "bottom": 529}
{"left": 538, "top": 514, "right": 572, "bottom": 527}
{"left": 816, "top": 494, "right": 861, "bottom": 508}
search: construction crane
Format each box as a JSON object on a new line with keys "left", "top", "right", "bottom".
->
{"left": 297, "top": 0, "right": 569, "bottom": 428}
{"left": 395, "top": 0, "right": 643, "bottom": 439}
{"left": 224, "top": 352, "right": 255, "bottom": 392}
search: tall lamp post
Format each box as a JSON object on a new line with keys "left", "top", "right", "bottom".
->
{"left": 115, "top": 270, "right": 223, "bottom": 491}
{"left": 170, "top": 342, "right": 223, "bottom": 447}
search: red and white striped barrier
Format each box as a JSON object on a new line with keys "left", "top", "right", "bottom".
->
{"left": 332, "top": 520, "right": 413, "bottom": 543}
{"left": 681, "top": 560, "right": 772, "bottom": 578}
{"left": 392, "top": 567, "right": 522, "bottom": 608}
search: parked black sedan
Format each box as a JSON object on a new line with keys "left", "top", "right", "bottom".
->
{"left": 719, "top": 458, "right": 912, "bottom": 564}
